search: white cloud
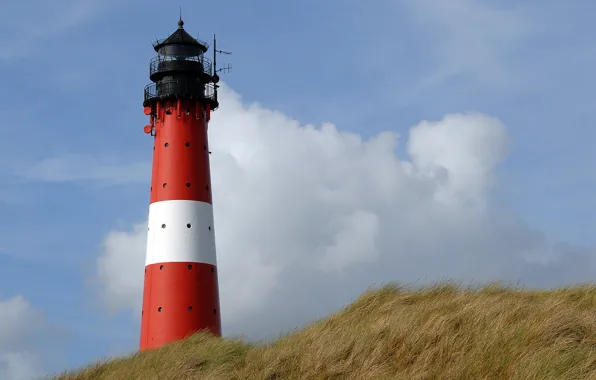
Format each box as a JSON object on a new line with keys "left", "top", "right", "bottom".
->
{"left": 318, "top": 210, "right": 380, "bottom": 273}
{"left": 91, "top": 85, "right": 596, "bottom": 340}
{"left": 0, "top": 353, "right": 41, "bottom": 380}
{"left": 0, "top": 0, "right": 120, "bottom": 60}
{"left": 96, "top": 223, "right": 148, "bottom": 314}
{"left": 0, "top": 296, "right": 46, "bottom": 380}
{"left": 399, "top": 0, "right": 538, "bottom": 95}
{"left": 20, "top": 155, "right": 150, "bottom": 185}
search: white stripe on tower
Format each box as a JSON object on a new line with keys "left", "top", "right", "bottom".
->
{"left": 146, "top": 200, "right": 216, "bottom": 266}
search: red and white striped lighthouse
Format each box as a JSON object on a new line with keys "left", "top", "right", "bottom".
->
{"left": 139, "top": 18, "right": 224, "bottom": 350}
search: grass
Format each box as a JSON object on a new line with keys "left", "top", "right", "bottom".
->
{"left": 52, "top": 282, "right": 596, "bottom": 379}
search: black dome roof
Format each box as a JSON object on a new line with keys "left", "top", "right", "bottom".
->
{"left": 152, "top": 19, "right": 208, "bottom": 53}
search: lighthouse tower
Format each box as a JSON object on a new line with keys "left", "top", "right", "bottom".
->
{"left": 139, "top": 18, "right": 222, "bottom": 350}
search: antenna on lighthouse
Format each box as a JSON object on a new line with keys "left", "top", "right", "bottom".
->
{"left": 211, "top": 34, "right": 232, "bottom": 102}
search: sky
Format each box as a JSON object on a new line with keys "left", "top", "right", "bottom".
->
{"left": 1, "top": 0, "right": 596, "bottom": 378}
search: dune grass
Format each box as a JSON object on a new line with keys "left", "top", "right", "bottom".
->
{"left": 52, "top": 282, "right": 596, "bottom": 379}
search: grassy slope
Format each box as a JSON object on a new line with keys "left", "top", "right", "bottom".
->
{"left": 53, "top": 283, "right": 596, "bottom": 380}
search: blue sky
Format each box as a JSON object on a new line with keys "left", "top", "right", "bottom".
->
{"left": 2, "top": 0, "right": 596, "bottom": 378}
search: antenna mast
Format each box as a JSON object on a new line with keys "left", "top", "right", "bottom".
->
{"left": 212, "top": 34, "right": 232, "bottom": 102}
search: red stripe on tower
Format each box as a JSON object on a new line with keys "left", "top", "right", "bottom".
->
{"left": 139, "top": 17, "right": 225, "bottom": 351}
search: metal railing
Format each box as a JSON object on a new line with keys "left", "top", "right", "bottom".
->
{"left": 149, "top": 55, "right": 213, "bottom": 77}
{"left": 143, "top": 81, "right": 217, "bottom": 103}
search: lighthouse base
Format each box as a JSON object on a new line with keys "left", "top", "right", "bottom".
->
{"left": 139, "top": 261, "right": 221, "bottom": 350}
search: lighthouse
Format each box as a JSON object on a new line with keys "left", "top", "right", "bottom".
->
{"left": 139, "top": 18, "right": 224, "bottom": 350}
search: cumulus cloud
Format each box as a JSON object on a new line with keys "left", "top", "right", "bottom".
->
{"left": 0, "top": 296, "right": 47, "bottom": 380}
{"left": 94, "top": 85, "right": 596, "bottom": 341}
{"left": 96, "top": 223, "right": 148, "bottom": 314}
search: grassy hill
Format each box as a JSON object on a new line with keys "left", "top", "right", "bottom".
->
{"left": 53, "top": 283, "right": 596, "bottom": 380}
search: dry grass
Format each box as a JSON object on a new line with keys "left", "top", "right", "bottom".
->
{"left": 52, "top": 282, "right": 596, "bottom": 380}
